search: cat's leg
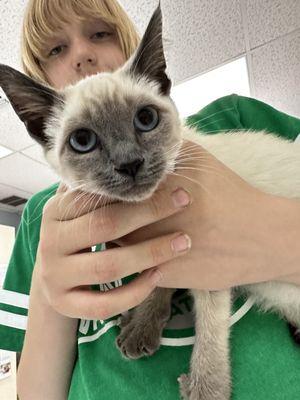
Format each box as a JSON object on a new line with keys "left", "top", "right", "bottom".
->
{"left": 115, "top": 287, "right": 176, "bottom": 359}
{"left": 179, "top": 289, "right": 232, "bottom": 400}
{"left": 245, "top": 281, "right": 300, "bottom": 345}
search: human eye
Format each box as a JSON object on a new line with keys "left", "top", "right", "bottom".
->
{"left": 91, "top": 31, "right": 111, "bottom": 40}
{"left": 48, "top": 45, "right": 65, "bottom": 57}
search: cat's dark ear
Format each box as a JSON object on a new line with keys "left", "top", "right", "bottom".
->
{"left": 127, "top": 1, "right": 171, "bottom": 96}
{"left": 0, "top": 64, "right": 64, "bottom": 149}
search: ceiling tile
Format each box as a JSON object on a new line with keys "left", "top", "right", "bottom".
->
{"left": 251, "top": 31, "right": 300, "bottom": 117}
{"left": 0, "top": 103, "right": 35, "bottom": 151}
{"left": 0, "top": 0, "right": 27, "bottom": 69}
{"left": 0, "top": 183, "right": 32, "bottom": 214}
{"left": 246, "top": 0, "right": 300, "bottom": 49}
{"left": 120, "top": 0, "right": 245, "bottom": 84}
{"left": 0, "top": 152, "right": 60, "bottom": 194}
{"left": 21, "top": 145, "right": 47, "bottom": 165}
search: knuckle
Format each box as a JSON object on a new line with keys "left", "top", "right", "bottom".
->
{"left": 94, "top": 211, "right": 117, "bottom": 238}
{"left": 148, "top": 196, "right": 162, "bottom": 219}
{"left": 149, "top": 241, "right": 165, "bottom": 266}
{"left": 88, "top": 298, "right": 111, "bottom": 320}
{"left": 92, "top": 255, "right": 117, "bottom": 283}
{"left": 131, "top": 287, "right": 145, "bottom": 308}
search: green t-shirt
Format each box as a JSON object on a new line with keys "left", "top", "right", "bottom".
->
{"left": 1, "top": 94, "right": 300, "bottom": 399}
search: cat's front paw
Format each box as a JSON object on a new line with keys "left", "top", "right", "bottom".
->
{"left": 178, "top": 373, "right": 229, "bottom": 400}
{"left": 115, "top": 312, "right": 163, "bottom": 359}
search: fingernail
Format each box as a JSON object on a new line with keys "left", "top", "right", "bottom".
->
{"left": 149, "top": 268, "right": 163, "bottom": 285}
{"left": 172, "top": 187, "right": 191, "bottom": 208}
{"left": 171, "top": 234, "right": 191, "bottom": 253}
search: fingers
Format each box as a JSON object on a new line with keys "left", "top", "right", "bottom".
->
{"left": 55, "top": 268, "right": 162, "bottom": 320}
{"left": 56, "top": 232, "right": 191, "bottom": 287}
{"left": 45, "top": 183, "right": 116, "bottom": 221}
{"left": 54, "top": 187, "right": 191, "bottom": 255}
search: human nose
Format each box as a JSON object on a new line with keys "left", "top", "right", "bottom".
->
{"left": 71, "top": 38, "right": 97, "bottom": 73}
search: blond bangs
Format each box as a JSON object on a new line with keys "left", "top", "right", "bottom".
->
{"left": 21, "top": 0, "right": 141, "bottom": 85}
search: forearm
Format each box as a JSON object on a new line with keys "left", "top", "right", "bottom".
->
{"left": 17, "top": 268, "right": 78, "bottom": 400}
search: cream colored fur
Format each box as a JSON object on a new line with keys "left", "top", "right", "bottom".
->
{"left": 177, "top": 125, "right": 300, "bottom": 399}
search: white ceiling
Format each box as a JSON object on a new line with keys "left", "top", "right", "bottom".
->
{"left": 0, "top": 0, "right": 300, "bottom": 215}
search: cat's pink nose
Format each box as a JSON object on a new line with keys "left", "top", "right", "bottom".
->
{"left": 115, "top": 157, "right": 145, "bottom": 179}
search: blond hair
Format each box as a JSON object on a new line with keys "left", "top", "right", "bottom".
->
{"left": 21, "top": 0, "right": 141, "bottom": 86}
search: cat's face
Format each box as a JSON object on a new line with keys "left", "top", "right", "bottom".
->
{"left": 0, "top": 3, "right": 182, "bottom": 202}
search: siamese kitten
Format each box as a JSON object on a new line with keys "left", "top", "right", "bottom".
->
{"left": 1, "top": 3, "right": 300, "bottom": 400}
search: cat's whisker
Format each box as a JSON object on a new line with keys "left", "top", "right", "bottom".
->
{"left": 73, "top": 189, "right": 97, "bottom": 239}
{"left": 165, "top": 156, "right": 234, "bottom": 188}
{"left": 163, "top": 141, "right": 183, "bottom": 157}
{"left": 26, "top": 179, "right": 86, "bottom": 229}
{"left": 55, "top": 184, "right": 90, "bottom": 249}
{"left": 55, "top": 180, "right": 94, "bottom": 244}
{"left": 173, "top": 166, "right": 236, "bottom": 189}
{"left": 24, "top": 180, "right": 80, "bottom": 228}
{"left": 193, "top": 117, "right": 226, "bottom": 130}
{"left": 184, "top": 107, "right": 235, "bottom": 128}
{"left": 22, "top": 188, "right": 57, "bottom": 228}
{"left": 175, "top": 151, "right": 218, "bottom": 164}
{"left": 87, "top": 188, "right": 109, "bottom": 246}
{"left": 176, "top": 154, "right": 217, "bottom": 162}
{"left": 175, "top": 158, "right": 218, "bottom": 167}
{"left": 88, "top": 192, "right": 117, "bottom": 249}
{"left": 67, "top": 185, "right": 100, "bottom": 251}
{"left": 196, "top": 128, "right": 250, "bottom": 135}
{"left": 87, "top": 192, "right": 99, "bottom": 247}
{"left": 175, "top": 155, "right": 225, "bottom": 168}
{"left": 169, "top": 171, "right": 214, "bottom": 200}
{"left": 57, "top": 183, "right": 87, "bottom": 220}
{"left": 176, "top": 150, "right": 211, "bottom": 159}
{"left": 164, "top": 144, "right": 205, "bottom": 161}
{"left": 175, "top": 142, "right": 211, "bottom": 155}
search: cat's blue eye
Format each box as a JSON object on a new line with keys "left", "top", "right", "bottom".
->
{"left": 134, "top": 106, "right": 159, "bottom": 133}
{"left": 69, "top": 129, "right": 99, "bottom": 154}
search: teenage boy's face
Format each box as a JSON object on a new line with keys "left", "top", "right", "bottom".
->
{"left": 40, "top": 15, "right": 126, "bottom": 89}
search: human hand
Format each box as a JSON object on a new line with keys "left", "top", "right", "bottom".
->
{"left": 115, "top": 140, "right": 290, "bottom": 290}
{"left": 34, "top": 180, "right": 192, "bottom": 320}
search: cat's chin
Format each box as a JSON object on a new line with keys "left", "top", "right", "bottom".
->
{"left": 108, "top": 181, "right": 161, "bottom": 203}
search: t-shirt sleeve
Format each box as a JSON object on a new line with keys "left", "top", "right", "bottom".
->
{"left": 185, "top": 93, "right": 244, "bottom": 133}
{"left": 185, "top": 93, "right": 300, "bottom": 141}
{"left": 0, "top": 199, "right": 39, "bottom": 352}
{"left": 0, "top": 181, "right": 84, "bottom": 353}
{"left": 236, "top": 95, "right": 300, "bottom": 141}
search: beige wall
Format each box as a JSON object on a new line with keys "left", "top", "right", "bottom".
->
{"left": 0, "top": 224, "right": 15, "bottom": 287}
{"left": 0, "top": 224, "right": 15, "bottom": 264}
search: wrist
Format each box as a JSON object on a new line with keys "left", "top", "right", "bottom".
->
{"left": 30, "top": 265, "right": 52, "bottom": 309}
